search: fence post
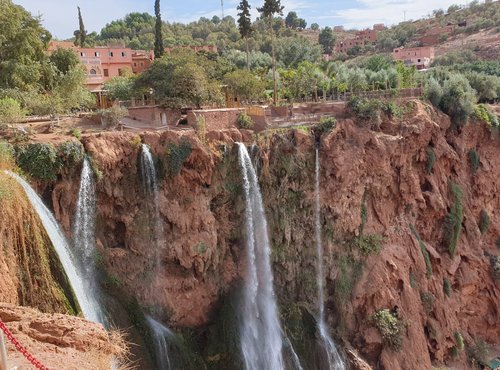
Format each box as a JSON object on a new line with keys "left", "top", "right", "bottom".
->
{"left": 0, "top": 331, "right": 8, "bottom": 370}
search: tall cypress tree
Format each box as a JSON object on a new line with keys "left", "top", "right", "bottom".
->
{"left": 257, "top": 0, "right": 284, "bottom": 105}
{"left": 73, "top": 6, "right": 86, "bottom": 47}
{"left": 237, "top": 0, "right": 253, "bottom": 70}
{"left": 154, "top": 0, "right": 164, "bottom": 58}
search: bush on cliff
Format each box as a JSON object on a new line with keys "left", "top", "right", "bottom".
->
{"left": 479, "top": 209, "right": 490, "bottom": 235}
{"left": 16, "top": 142, "right": 62, "bottom": 181}
{"left": 314, "top": 116, "right": 336, "bottom": 136}
{"left": 347, "top": 96, "right": 383, "bottom": 129}
{"left": 371, "top": 309, "right": 406, "bottom": 351}
{"left": 443, "top": 182, "right": 463, "bottom": 257}
{"left": 0, "top": 97, "right": 25, "bottom": 125}
{"left": 237, "top": 112, "right": 254, "bottom": 129}
{"left": 472, "top": 104, "right": 499, "bottom": 127}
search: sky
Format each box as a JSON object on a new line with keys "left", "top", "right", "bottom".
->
{"left": 13, "top": 0, "right": 468, "bottom": 39}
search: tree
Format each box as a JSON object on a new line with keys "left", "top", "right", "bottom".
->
{"left": 49, "top": 47, "right": 80, "bottom": 74}
{"left": 0, "top": 97, "right": 25, "bottom": 124}
{"left": 0, "top": 0, "right": 52, "bottom": 89}
{"left": 154, "top": 0, "right": 164, "bottom": 58}
{"left": 275, "top": 37, "right": 322, "bottom": 68}
{"left": 285, "top": 11, "right": 298, "bottom": 28}
{"left": 258, "top": 0, "right": 284, "bottom": 105}
{"left": 224, "top": 69, "right": 265, "bottom": 102}
{"left": 447, "top": 4, "right": 460, "bottom": 13}
{"left": 73, "top": 6, "right": 87, "bottom": 47}
{"left": 440, "top": 73, "right": 477, "bottom": 126}
{"left": 319, "top": 27, "right": 336, "bottom": 54}
{"left": 311, "top": 23, "right": 319, "bottom": 30}
{"left": 104, "top": 76, "right": 137, "bottom": 101}
{"left": 237, "top": 0, "right": 253, "bottom": 70}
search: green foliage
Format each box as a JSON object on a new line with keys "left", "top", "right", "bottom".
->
{"left": 224, "top": 69, "right": 265, "bottom": 102}
{"left": 165, "top": 139, "right": 192, "bottom": 176}
{"left": 154, "top": 0, "right": 164, "bottom": 58}
{"left": 490, "top": 255, "right": 500, "bottom": 280}
{"left": 355, "top": 234, "right": 384, "bottom": 255}
{"left": 0, "top": 141, "right": 15, "bottom": 169}
{"left": 0, "top": 97, "right": 25, "bottom": 124}
{"left": 237, "top": 0, "right": 253, "bottom": 39}
{"left": 195, "top": 115, "right": 206, "bottom": 142}
{"left": 479, "top": 209, "right": 490, "bottom": 234}
{"left": 319, "top": 26, "right": 336, "bottom": 54}
{"left": 468, "top": 149, "right": 480, "bottom": 173}
{"left": 426, "top": 147, "right": 437, "bottom": 174}
{"left": 383, "top": 101, "right": 404, "bottom": 118}
{"left": 314, "top": 116, "right": 336, "bottom": 136}
{"left": 100, "top": 105, "right": 128, "bottom": 129}
{"left": 104, "top": 76, "right": 137, "bottom": 101}
{"left": 56, "top": 141, "right": 84, "bottom": 167}
{"left": 473, "top": 104, "right": 499, "bottom": 127}
{"left": 335, "top": 256, "right": 363, "bottom": 301}
{"left": 69, "top": 128, "right": 81, "bottom": 139}
{"left": 347, "top": 96, "right": 383, "bottom": 127}
{"left": 73, "top": 6, "right": 87, "bottom": 47}
{"left": 275, "top": 37, "right": 322, "bottom": 68}
{"left": 443, "top": 182, "right": 464, "bottom": 257}
{"left": 420, "top": 291, "right": 435, "bottom": 313}
{"left": 371, "top": 309, "right": 406, "bottom": 351}
{"left": 454, "top": 332, "right": 464, "bottom": 351}
{"left": 409, "top": 271, "right": 417, "bottom": 289}
{"left": 395, "top": 61, "right": 417, "bottom": 89}
{"left": 16, "top": 142, "right": 62, "bottom": 181}
{"left": 257, "top": 0, "right": 284, "bottom": 18}
{"left": 443, "top": 277, "right": 452, "bottom": 297}
{"left": 440, "top": 74, "right": 477, "bottom": 126}
{"left": 409, "top": 224, "right": 433, "bottom": 278}
{"left": 237, "top": 112, "right": 254, "bottom": 129}
{"left": 425, "top": 77, "right": 444, "bottom": 107}
{"left": 50, "top": 47, "right": 80, "bottom": 75}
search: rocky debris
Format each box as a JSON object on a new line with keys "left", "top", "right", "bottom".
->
{"left": 0, "top": 303, "right": 127, "bottom": 370}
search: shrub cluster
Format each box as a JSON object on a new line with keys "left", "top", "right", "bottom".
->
{"left": 479, "top": 209, "right": 490, "bottom": 235}
{"left": 371, "top": 309, "right": 406, "bottom": 351}
{"left": 426, "top": 147, "right": 437, "bottom": 174}
{"left": 237, "top": 112, "right": 254, "bottom": 129}
{"left": 443, "top": 277, "right": 452, "bottom": 297}
{"left": 443, "top": 182, "right": 463, "bottom": 257}
{"left": 347, "top": 96, "right": 383, "bottom": 128}
{"left": 314, "top": 116, "right": 336, "bottom": 136}
{"left": 165, "top": 139, "right": 192, "bottom": 176}
{"left": 473, "top": 104, "right": 499, "bottom": 127}
{"left": 468, "top": 149, "right": 480, "bottom": 173}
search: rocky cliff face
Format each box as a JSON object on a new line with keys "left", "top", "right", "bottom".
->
{"left": 47, "top": 100, "right": 499, "bottom": 369}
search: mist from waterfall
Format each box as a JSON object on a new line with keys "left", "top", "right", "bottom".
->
{"left": 237, "top": 143, "right": 284, "bottom": 370}
{"left": 314, "top": 148, "right": 346, "bottom": 370}
{"left": 7, "top": 170, "right": 103, "bottom": 322}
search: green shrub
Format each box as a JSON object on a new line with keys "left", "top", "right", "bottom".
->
{"left": 335, "top": 256, "right": 364, "bottom": 301}
{"left": 371, "top": 309, "right": 406, "bottom": 351}
{"left": 57, "top": 141, "right": 84, "bottom": 167}
{"left": 69, "top": 128, "right": 81, "bottom": 139}
{"left": 195, "top": 115, "right": 206, "bottom": 142}
{"left": 454, "top": 332, "right": 464, "bottom": 352}
{"left": 479, "top": 209, "right": 490, "bottom": 234}
{"left": 409, "top": 224, "right": 433, "bottom": 278}
{"left": 420, "top": 292, "right": 435, "bottom": 313}
{"left": 439, "top": 74, "right": 477, "bottom": 127}
{"left": 100, "top": 105, "right": 128, "bottom": 129}
{"left": 237, "top": 112, "right": 254, "bottom": 129}
{"left": 468, "top": 149, "right": 480, "bottom": 173}
{"left": 17, "top": 143, "right": 62, "bottom": 181}
{"left": 443, "top": 277, "right": 452, "bottom": 297}
{"left": 0, "top": 141, "right": 15, "bottom": 169}
{"left": 165, "top": 139, "right": 192, "bottom": 176}
{"left": 315, "top": 116, "right": 336, "bottom": 136}
{"left": 355, "top": 234, "right": 384, "bottom": 255}
{"left": 0, "top": 97, "right": 25, "bottom": 124}
{"left": 347, "top": 96, "right": 383, "bottom": 127}
{"left": 426, "top": 147, "right": 436, "bottom": 174}
{"left": 360, "top": 201, "right": 368, "bottom": 235}
{"left": 383, "top": 101, "right": 404, "bottom": 118}
{"left": 490, "top": 255, "right": 500, "bottom": 280}
{"left": 467, "top": 340, "right": 490, "bottom": 367}
{"left": 443, "top": 183, "right": 463, "bottom": 257}
{"left": 425, "top": 77, "right": 444, "bottom": 107}
{"left": 409, "top": 271, "right": 417, "bottom": 289}
{"left": 130, "top": 135, "right": 142, "bottom": 149}
{"left": 473, "top": 104, "right": 499, "bottom": 127}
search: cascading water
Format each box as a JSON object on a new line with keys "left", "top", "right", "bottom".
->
{"left": 145, "top": 315, "right": 174, "bottom": 370}
{"left": 73, "top": 158, "right": 105, "bottom": 324}
{"left": 237, "top": 143, "right": 284, "bottom": 370}
{"left": 7, "top": 171, "right": 102, "bottom": 322}
{"left": 314, "top": 148, "right": 346, "bottom": 370}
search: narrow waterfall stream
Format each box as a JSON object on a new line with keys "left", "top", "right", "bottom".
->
{"left": 314, "top": 148, "right": 346, "bottom": 370}
{"left": 237, "top": 143, "right": 284, "bottom": 370}
{"left": 139, "top": 144, "right": 174, "bottom": 369}
{"left": 7, "top": 171, "right": 102, "bottom": 322}
{"left": 73, "top": 158, "right": 106, "bottom": 324}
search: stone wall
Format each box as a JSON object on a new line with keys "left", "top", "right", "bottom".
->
{"left": 187, "top": 108, "right": 246, "bottom": 131}
{"left": 127, "top": 106, "right": 181, "bottom": 127}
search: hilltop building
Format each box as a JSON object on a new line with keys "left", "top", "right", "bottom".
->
{"left": 334, "top": 24, "right": 384, "bottom": 53}
{"left": 392, "top": 46, "right": 435, "bottom": 70}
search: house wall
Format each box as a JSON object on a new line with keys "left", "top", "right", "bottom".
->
{"left": 187, "top": 108, "right": 245, "bottom": 130}
{"left": 128, "top": 106, "right": 181, "bottom": 127}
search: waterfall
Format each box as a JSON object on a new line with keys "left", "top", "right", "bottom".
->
{"left": 314, "top": 148, "right": 345, "bottom": 370}
{"left": 7, "top": 171, "right": 102, "bottom": 322}
{"left": 140, "top": 144, "right": 163, "bottom": 268}
{"left": 145, "top": 315, "right": 174, "bottom": 370}
{"left": 237, "top": 143, "right": 284, "bottom": 370}
{"left": 73, "top": 158, "right": 105, "bottom": 324}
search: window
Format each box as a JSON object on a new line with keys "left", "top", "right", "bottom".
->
{"left": 104, "top": 69, "right": 109, "bottom": 77}
{"left": 95, "top": 52, "right": 100, "bottom": 57}
{"left": 89, "top": 69, "right": 97, "bottom": 75}
{"left": 109, "top": 52, "right": 114, "bottom": 57}
{"left": 80, "top": 52, "right": 85, "bottom": 57}
{"left": 133, "top": 62, "right": 137, "bottom": 67}
{"left": 140, "top": 62, "right": 144, "bottom": 67}
{"left": 418, "top": 59, "right": 421, "bottom": 62}
{"left": 121, "top": 51, "right": 126, "bottom": 57}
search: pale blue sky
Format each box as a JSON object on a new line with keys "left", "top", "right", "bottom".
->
{"left": 14, "top": 0, "right": 468, "bottom": 39}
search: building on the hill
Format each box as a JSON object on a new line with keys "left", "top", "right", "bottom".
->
{"left": 48, "top": 41, "right": 134, "bottom": 91}
{"left": 334, "top": 24, "right": 383, "bottom": 53}
{"left": 132, "top": 50, "right": 154, "bottom": 74}
{"left": 392, "top": 46, "right": 435, "bottom": 70}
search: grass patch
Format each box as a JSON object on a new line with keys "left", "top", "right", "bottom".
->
{"left": 443, "top": 277, "right": 452, "bottom": 297}
{"left": 165, "top": 139, "right": 192, "bottom": 177}
{"left": 468, "top": 149, "right": 480, "bottom": 173}
{"left": 355, "top": 234, "right": 384, "bottom": 255}
{"left": 443, "top": 182, "right": 463, "bottom": 257}
{"left": 409, "top": 224, "right": 433, "bottom": 278}
{"left": 426, "top": 147, "right": 436, "bottom": 174}
{"left": 420, "top": 292, "right": 435, "bottom": 314}
{"left": 478, "top": 209, "right": 489, "bottom": 235}
{"left": 335, "top": 256, "right": 364, "bottom": 301}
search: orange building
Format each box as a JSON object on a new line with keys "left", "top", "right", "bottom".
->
{"left": 334, "top": 24, "right": 383, "bottom": 53}
{"left": 132, "top": 50, "right": 154, "bottom": 74}
{"left": 392, "top": 46, "right": 435, "bottom": 70}
{"left": 48, "top": 41, "right": 134, "bottom": 91}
